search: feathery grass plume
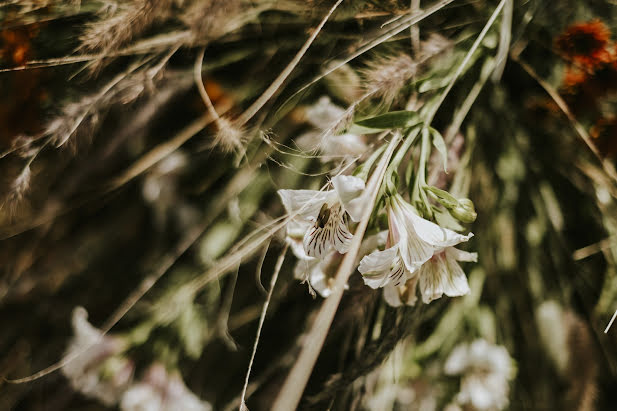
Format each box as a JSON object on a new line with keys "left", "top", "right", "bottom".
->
{"left": 1, "top": 165, "right": 31, "bottom": 213}
{"left": 180, "top": 0, "right": 247, "bottom": 44}
{"left": 210, "top": 117, "right": 248, "bottom": 155}
{"left": 44, "top": 94, "right": 102, "bottom": 149}
{"left": 362, "top": 52, "right": 418, "bottom": 105}
{"left": 79, "top": 0, "right": 176, "bottom": 56}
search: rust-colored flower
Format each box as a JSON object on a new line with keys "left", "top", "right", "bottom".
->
{"left": 562, "top": 67, "right": 588, "bottom": 89}
{"left": 556, "top": 20, "right": 611, "bottom": 69}
{"left": 590, "top": 117, "right": 617, "bottom": 158}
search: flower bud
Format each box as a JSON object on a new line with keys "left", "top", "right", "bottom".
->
{"left": 449, "top": 198, "right": 477, "bottom": 223}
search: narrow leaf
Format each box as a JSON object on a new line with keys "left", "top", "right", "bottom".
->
{"left": 350, "top": 111, "right": 421, "bottom": 134}
{"left": 430, "top": 126, "right": 448, "bottom": 172}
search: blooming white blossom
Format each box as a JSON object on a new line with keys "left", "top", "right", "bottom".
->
{"left": 359, "top": 194, "right": 474, "bottom": 305}
{"left": 278, "top": 174, "right": 366, "bottom": 259}
{"left": 296, "top": 96, "right": 367, "bottom": 160}
{"left": 120, "top": 363, "right": 212, "bottom": 411}
{"left": 444, "top": 339, "right": 515, "bottom": 411}
{"left": 62, "top": 307, "right": 134, "bottom": 406}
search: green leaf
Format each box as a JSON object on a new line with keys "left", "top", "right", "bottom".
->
{"left": 349, "top": 111, "right": 421, "bottom": 134}
{"left": 429, "top": 126, "right": 448, "bottom": 172}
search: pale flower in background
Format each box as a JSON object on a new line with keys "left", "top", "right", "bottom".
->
{"left": 444, "top": 339, "right": 515, "bottom": 411}
{"left": 62, "top": 307, "right": 133, "bottom": 406}
{"left": 278, "top": 174, "right": 365, "bottom": 258}
{"left": 121, "top": 363, "right": 211, "bottom": 411}
{"left": 296, "top": 96, "right": 367, "bottom": 160}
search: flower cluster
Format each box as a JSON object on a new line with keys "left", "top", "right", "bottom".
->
{"left": 278, "top": 99, "right": 477, "bottom": 306}
{"left": 359, "top": 194, "right": 475, "bottom": 306}
{"left": 62, "top": 307, "right": 211, "bottom": 410}
{"left": 444, "top": 339, "right": 515, "bottom": 411}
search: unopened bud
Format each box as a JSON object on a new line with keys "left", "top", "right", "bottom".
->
{"left": 449, "top": 198, "right": 477, "bottom": 223}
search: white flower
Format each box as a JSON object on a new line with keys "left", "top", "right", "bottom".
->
{"left": 289, "top": 229, "right": 386, "bottom": 297}
{"left": 416, "top": 247, "right": 477, "bottom": 304}
{"left": 445, "top": 339, "right": 515, "bottom": 411}
{"left": 359, "top": 194, "right": 474, "bottom": 305}
{"left": 296, "top": 96, "right": 367, "bottom": 160}
{"left": 121, "top": 363, "right": 211, "bottom": 411}
{"left": 62, "top": 307, "right": 133, "bottom": 406}
{"left": 278, "top": 174, "right": 366, "bottom": 259}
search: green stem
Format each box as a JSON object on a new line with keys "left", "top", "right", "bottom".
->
{"left": 411, "top": 127, "right": 433, "bottom": 218}
{"left": 384, "top": 127, "right": 421, "bottom": 193}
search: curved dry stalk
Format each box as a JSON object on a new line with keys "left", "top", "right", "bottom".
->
{"left": 271, "top": 132, "right": 402, "bottom": 411}
{"left": 239, "top": 243, "right": 289, "bottom": 411}
{"left": 234, "top": 0, "right": 344, "bottom": 127}
{"left": 194, "top": 47, "right": 222, "bottom": 124}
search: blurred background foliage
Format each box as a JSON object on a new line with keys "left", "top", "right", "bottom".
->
{"left": 1, "top": 0, "right": 617, "bottom": 410}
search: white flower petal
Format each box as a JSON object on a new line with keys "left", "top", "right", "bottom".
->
{"left": 443, "top": 253, "right": 471, "bottom": 298}
{"left": 447, "top": 247, "right": 478, "bottom": 262}
{"left": 358, "top": 246, "right": 398, "bottom": 274}
{"left": 390, "top": 206, "right": 435, "bottom": 271}
{"left": 321, "top": 133, "right": 367, "bottom": 158}
{"left": 308, "top": 269, "right": 332, "bottom": 298}
{"left": 444, "top": 343, "right": 470, "bottom": 375}
{"left": 305, "top": 96, "right": 345, "bottom": 130}
{"left": 383, "top": 282, "right": 403, "bottom": 307}
{"left": 303, "top": 204, "right": 352, "bottom": 258}
{"left": 418, "top": 257, "right": 447, "bottom": 304}
{"left": 332, "top": 174, "right": 366, "bottom": 222}
{"left": 287, "top": 236, "right": 313, "bottom": 261}
{"left": 332, "top": 212, "right": 353, "bottom": 254}
{"left": 277, "top": 189, "right": 335, "bottom": 219}
{"left": 400, "top": 200, "right": 472, "bottom": 248}
{"left": 295, "top": 130, "right": 321, "bottom": 152}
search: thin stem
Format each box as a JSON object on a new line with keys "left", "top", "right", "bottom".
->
{"left": 194, "top": 47, "right": 222, "bottom": 125}
{"left": 425, "top": 0, "right": 507, "bottom": 125}
{"left": 239, "top": 244, "right": 289, "bottom": 410}
{"left": 235, "top": 0, "right": 344, "bottom": 127}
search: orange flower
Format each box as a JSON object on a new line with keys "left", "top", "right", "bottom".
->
{"left": 590, "top": 117, "right": 617, "bottom": 158}
{"left": 556, "top": 20, "right": 611, "bottom": 69}
{"left": 562, "top": 67, "right": 588, "bottom": 89}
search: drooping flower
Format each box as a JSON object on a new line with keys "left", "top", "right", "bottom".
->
{"left": 416, "top": 247, "right": 477, "bottom": 304}
{"left": 295, "top": 96, "right": 367, "bottom": 160}
{"left": 120, "top": 363, "right": 212, "bottom": 411}
{"left": 289, "top": 229, "right": 386, "bottom": 297}
{"left": 293, "top": 250, "right": 345, "bottom": 298}
{"left": 62, "top": 307, "right": 134, "bottom": 406}
{"left": 444, "top": 339, "right": 515, "bottom": 411}
{"left": 359, "top": 194, "right": 474, "bottom": 305}
{"left": 278, "top": 174, "right": 366, "bottom": 258}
